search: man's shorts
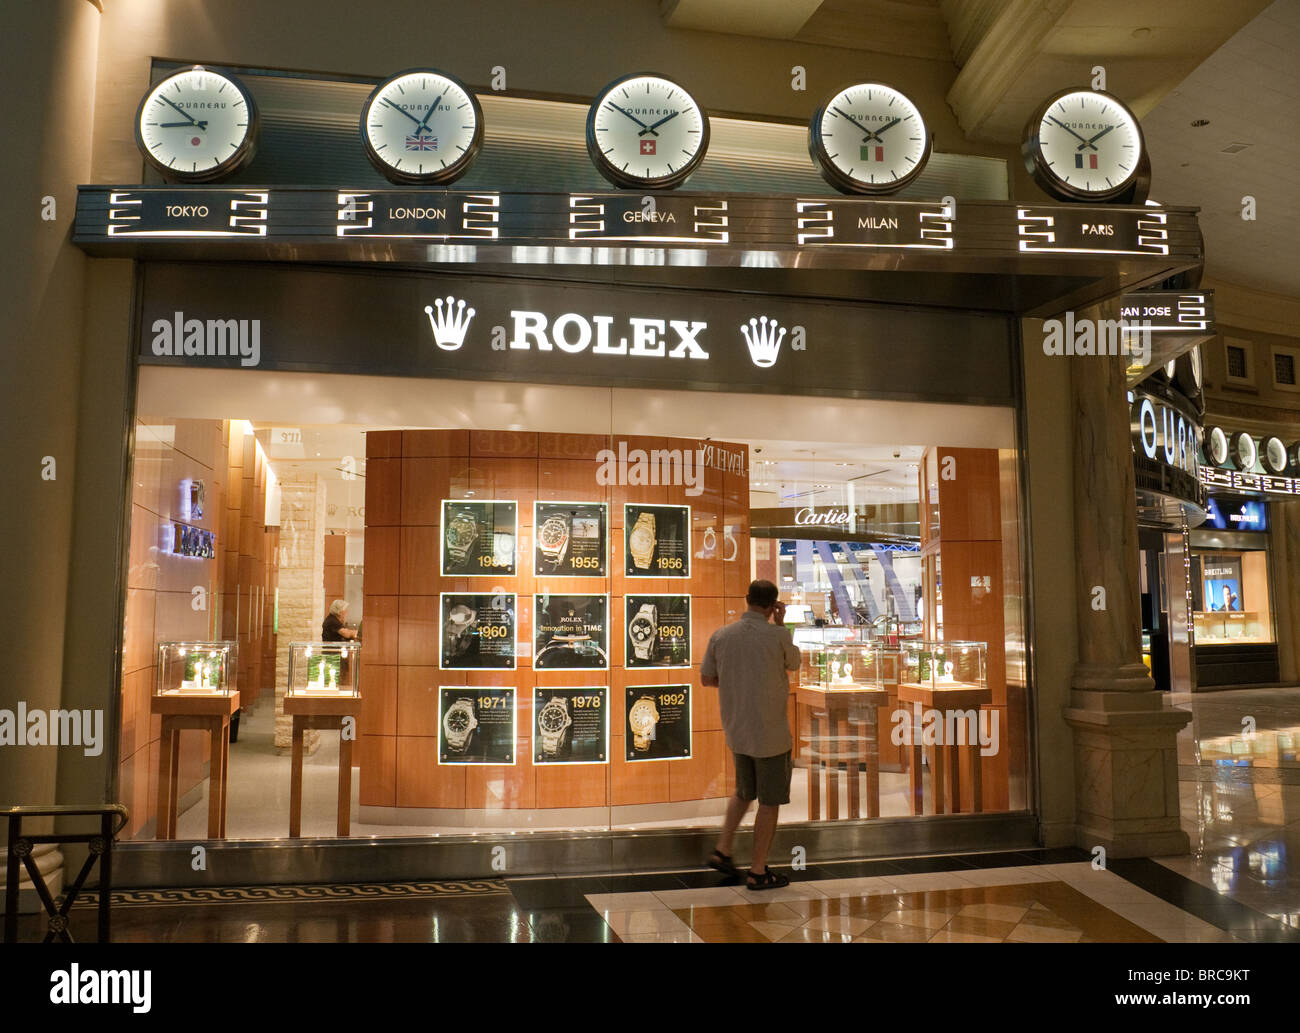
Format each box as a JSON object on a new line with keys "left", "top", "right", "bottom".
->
{"left": 733, "top": 751, "right": 792, "bottom": 806}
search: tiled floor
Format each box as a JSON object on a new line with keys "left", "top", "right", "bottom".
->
{"left": 576, "top": 856, "right": 1271, "bottom": 943}
{"left": 1157, "top": 686, "right": 1300, "bottom": 932}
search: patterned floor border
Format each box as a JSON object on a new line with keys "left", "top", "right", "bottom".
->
{"left": 69, "top": 878, "right": 508, "bottom": 908}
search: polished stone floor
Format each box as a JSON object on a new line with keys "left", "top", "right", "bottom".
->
{"left": 13, "top": 846, "right": 1299, "bottom": 943}
{"left": 1159, "top": 686, "right": 1300, "bottom": 931}
{"left": 12, "top": 686, "right": 1300, "bottom": 943}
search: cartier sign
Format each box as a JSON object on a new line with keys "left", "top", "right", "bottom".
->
{"left": 794, "top": 507, "right": 852, "bottom": 526}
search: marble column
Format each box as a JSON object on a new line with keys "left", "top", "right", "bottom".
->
{"left": 1062, "top": 302, "right": 1191, "bottom": 857}
{"left": 273, "top": 476, "right": 326, "bottom": 752}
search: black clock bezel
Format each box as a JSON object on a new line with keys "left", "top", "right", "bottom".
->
{"left": 808, "top": 81, "right": 933, "bottom": 196}
{"left": 134, "top": 66, "right": 259, "bottom": 184}
{"left": 360, "top": 67, "right": 485, "bottom": 186}
{"left": 1021, "top": 87, "right": 1148, "bottom": 203}
{"left": 585, "top": 72, "right": 710, "bottom": 190}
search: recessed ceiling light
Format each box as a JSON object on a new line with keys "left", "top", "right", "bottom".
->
{"left": 1219, "top": 142, "right": 1250, "bottom": 155}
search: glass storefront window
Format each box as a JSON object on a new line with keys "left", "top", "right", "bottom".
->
{"left": 1191, "top": 548, "right": 1274, "bottom": 644}
{"left": 118, "top": 368, "right": 1030, "bottom": 843}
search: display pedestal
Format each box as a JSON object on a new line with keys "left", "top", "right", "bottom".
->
{"left": 796, "top": 685, "right": 888, "bottom": 820}
{"left": 897, "top": 682, "right": 991, "bottom": 815}
{"left": 285, "top": 694, "right": 363, "bottom": 837}
{"left": 151, "top": 691, "right": 240, "bottom": 839}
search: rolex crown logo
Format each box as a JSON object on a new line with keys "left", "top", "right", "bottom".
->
{"left": 741, "top": 315, "right": 786, "bottom": 368}
{"left": 423, "top": 295, "right": 476, "bottom": 351}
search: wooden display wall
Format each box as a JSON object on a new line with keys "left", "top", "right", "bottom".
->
{"left": 119, "top": 418, "right": 275, "bottom": 838}
{"left": 359, "top": 429, "right": 751, "bottom": 813}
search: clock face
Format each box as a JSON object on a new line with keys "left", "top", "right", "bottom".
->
{"left": 360, "top": 69, "right": 483, "bottom": 184}
{"left": 448, "top": 708, "right": 471, "bottom": 732}
{"left": 1206, "top": 427, "right": 1229, "bottom": 467}
{"left": 586, "top": 74, "right": 709, "bottom": 189}
{"left": 1024, "top": 89, "right": 1145, "bottom": 201}
{"left": 809, "top": 82, "right": 931, "bottom": 194}
{"left": 134, "top": 67, "right": 257, "bottom": 182}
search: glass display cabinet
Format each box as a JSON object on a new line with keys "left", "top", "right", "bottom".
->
{"left": 155, "top": 641, "right": 237, "bottom": 696}
{"left": 792, "top": 626, "right": 881, "bottom": 690}
{"left": 896, "top": 639, "right": 987, "bottom": 691}
{"left": 286, "top": 642, "right": 361, "bottom": 697}
{"left": 1193, "top": 610, "right": 1271, "bottom": 644}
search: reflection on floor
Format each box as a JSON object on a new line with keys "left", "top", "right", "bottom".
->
{"left": 1158, "top": 687, "right": 1300, "bottom": 932}
{"left": 27, "top": 849, "right": 1297, "bottom": 942}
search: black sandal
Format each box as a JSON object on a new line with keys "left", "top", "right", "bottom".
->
{"left": 708, "top": 849, "right": 740, "bottom": 877}
{"left": 746, "top": 868, "right": 790, "bottom": 891}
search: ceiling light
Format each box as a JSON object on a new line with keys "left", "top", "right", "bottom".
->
{"left": 1219, "top": 142, "right": 1250, "bottom": 155}
{"left": 1190, "top": 119, "right": 1210, "bottom": 128}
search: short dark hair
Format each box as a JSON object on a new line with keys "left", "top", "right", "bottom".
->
{"left": 746, "top": 579, "right": 779, "bottom": 608}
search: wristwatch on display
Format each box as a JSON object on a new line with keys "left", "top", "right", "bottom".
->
{"left": 628, "top": 695, "right": 660, "bottom": 752}
{"left": 629, "top": 603, "right": 658, "bottom": 661}
{"left": 446, "top": 513, "right": 479, "bottom": 565}
{"left": 629, "top": 511, "right": 656, "bottom": 570}
{"left": 536, "top": 634, "right": 608, "bottom": 669}
{"left": 443, "top": 604, "right": 478, "bottom": 661}
{"left": 538, "top": 514, "right": 570, "bottom": 569}
{"left": 443, "top": 697, "right": 478, "bottom": 753}
{"left": 537, "top": 696, "right": 573, "bottom": 757}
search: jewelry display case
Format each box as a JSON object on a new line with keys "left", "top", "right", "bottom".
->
{"left": 897, "top": 639, "right": 987, "bottom": 691}
{"left": 155, "top": 641, "right": 237, "bottom": 696}
{"left": 286, "top": 642, "right": 361, "bottom": 698}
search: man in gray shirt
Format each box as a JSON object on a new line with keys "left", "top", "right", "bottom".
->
{"left": 700, "top": 579, "right": 801, "bottom": 890}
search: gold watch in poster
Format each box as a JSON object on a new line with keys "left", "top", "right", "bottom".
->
{"left": 629, "top": 511, "right": 656, "bottom": 570}
{"left": 628, "top": 695, "right": 660, "bottom": 751}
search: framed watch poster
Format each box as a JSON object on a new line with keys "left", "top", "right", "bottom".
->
{"left": 441, "top": 499, "right": 517, "bottom": 577}
{"left": 440, "top": 592, "right": 517, "bottom": 669}
{"left": 534, "top": 687, "right": 609, "bottom": 764}
{"left": 534, "top": 501, "right": 607, "bottom": 577}
{"left": 533, "top": 594, "right": 610, "bottom": 670}
{"left": 625, "top": 594, "right": 691, "bottom": 668}
{"left": 625, "top": 684, "right": 692, "bottom": 761}
{"left": 624, "top": 504, "right": 691, "bottom": 578}
{"left": 439, "top": 687, "right": 516, "bottom": 764}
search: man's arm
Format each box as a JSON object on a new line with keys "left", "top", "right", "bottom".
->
{"left": 777, "top": 625, "right": 800, "bottom": 672}
{"left": 700, "top": 633, "right": 719, "bottom": 687}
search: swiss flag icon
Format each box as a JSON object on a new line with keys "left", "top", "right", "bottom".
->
{"left": 640, "top": 139, "right": 656, "bottom": 155}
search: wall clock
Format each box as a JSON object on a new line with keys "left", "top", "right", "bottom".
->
{"left": 1262, "top": 436, "right": 1288, "bottom": 475}
{"left": 360, "top": 68, "right": 484, "bottom": 184}
{"left": 134, "top": 66, "right": 258, "bottom": 182}
{"left": 1231, "top": 431, "right": 1257, "bottom": 471}
{"left": 1204, "top": 426, "right": 1229, "bottom": 467}
{"left": 808, "top": 82, "right": 931, "bottom": 195}
{"left": 1022, "top": 88, "right": 1148, "bottom": 203}
{"left": 586, "top": 73, "right": 709, "bottom": 189}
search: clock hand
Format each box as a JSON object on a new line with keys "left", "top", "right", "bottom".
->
{"left": 638, "top": 110, "right": 679, "bottom": 136}
{"left": 158, "top": 94, "right": 199, "bottom": 126}
{"left": 832, "top": 106, "right": 877, "bottom": 141}
{"left": 1047, "top": 115, "right": 1091, "bottom": 147}
{"left": 416, "top": 86, "right": 450, "bottom": 133}
{"left": 381, "top": 98, "right": 424, "bottom": 127}
{"left": 160, "top": 121, "right": 208, "bottom": 130}
{"left": 607, "top": 102, "right": 653, "bottom": 133}
{"left": 873, "top": 116, "right": 903, "bottom": 135}
{"left": 1079, "top": 124, "right": 1115, "bottom": 149}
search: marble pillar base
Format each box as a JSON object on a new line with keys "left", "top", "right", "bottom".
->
{"left": 1064, "top": 693, "right": 1191, "bottom": 858}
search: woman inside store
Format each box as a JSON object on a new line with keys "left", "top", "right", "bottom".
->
{"left": 322, "top": 599, "right": 358, "bottom": 641}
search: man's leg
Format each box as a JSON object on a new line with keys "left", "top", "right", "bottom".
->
{"left": 717, "top": 794, "right": 751, "bottom": 857}
{"left": 749, "top": 803, "right": 780, "bottom": 874}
